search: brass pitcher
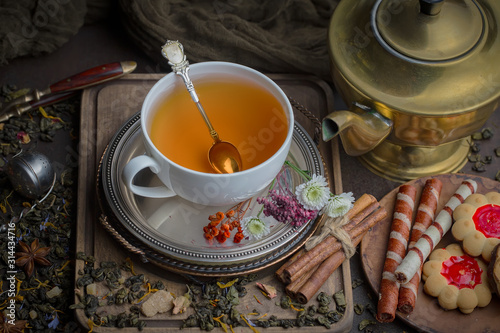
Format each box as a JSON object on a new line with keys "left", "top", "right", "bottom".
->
{"left": 323, "top": 0, "right": 500, "bottom": 182}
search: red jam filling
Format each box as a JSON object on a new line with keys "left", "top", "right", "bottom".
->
{"left": 472, "top": 204, "right": 500, "bottom": 238}
{"left": 441, "top": 255, "right": 482, "bottom": 290}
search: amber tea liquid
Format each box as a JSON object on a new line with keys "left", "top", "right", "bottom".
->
{"left": 149, "top": 76, "right": 288, "bottom": 173}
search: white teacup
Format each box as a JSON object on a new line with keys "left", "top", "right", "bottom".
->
{"left": 122, "top": 62, "right": 294, "bottom": 206}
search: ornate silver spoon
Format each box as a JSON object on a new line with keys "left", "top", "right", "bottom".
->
{"left": 161, "top": 40, "right": 242, "bottom": 174}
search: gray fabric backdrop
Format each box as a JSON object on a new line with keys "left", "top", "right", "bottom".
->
{"left": 0, "top": 0, "right": 338, "bottom": 81}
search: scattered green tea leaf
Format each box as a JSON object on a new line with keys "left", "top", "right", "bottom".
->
{"left": 359, "top": 318, "right": 377, "bottom": 331}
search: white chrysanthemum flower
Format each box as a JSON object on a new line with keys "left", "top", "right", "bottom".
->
{"left": 322, "top": 192, "right": 355, "bottom": 218}
{"left": 241, "top": 216, "right": 271, "bottom": 241}
{"left": 295, "top": 174, "right": 330, "bottom": 211}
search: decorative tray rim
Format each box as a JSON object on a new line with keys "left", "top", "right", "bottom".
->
{"left": 96, "top": 113, "right": 328, "bottom": 275}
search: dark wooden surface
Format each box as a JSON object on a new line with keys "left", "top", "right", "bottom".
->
{"left": 1, "top": 18, "right": 499, "bottom": 333}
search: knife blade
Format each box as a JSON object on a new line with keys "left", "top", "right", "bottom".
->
{"left": 0, "top": 91, "right": 78, "bottom": 123}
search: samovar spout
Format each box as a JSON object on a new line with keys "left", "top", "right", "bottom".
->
{"left": 322, "top": 103, "right": 393, "bottom": 156}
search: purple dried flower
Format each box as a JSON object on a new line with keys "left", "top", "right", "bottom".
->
{"left": 257, "top": 188, "right": 317, "bottom": 227}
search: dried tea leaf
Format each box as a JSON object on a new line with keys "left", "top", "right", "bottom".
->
{"left": 326, "top": 310, "right": 342, "bottom": 323}
{"left": 226, "top": 285, "right": 240, "bottom": 306}
{"left": 472, "top": 132, "right": 483, "bottom": 141}
{"left": 354, "top": 303, "right": 364, "bottom": 315}
{"left": 481, "top": 127, "right": 494, "bottom": 139}
{"left": 279, "top": 295, "right": 291, "bottom": 309}
{"left": 468, "top": 154, "right": 481, "bottom": 163}
{"left": 318, "top": 305, "right": 330, "bottom": 314}
{"left": 333, "top": 290, "right": 346, "bottom": 311}
{"left": 9, "top": 88, "right": 30, "bottom": 100}
{"left": 352, "top": 278, "right": 364, "bottom": 289}
{"left": 470, "top": 143, "right": 480, "bottom": 153}
{"left": 359, "top": 319, "right": 376, "bottom": 331}
{"left": 472, "top": 161, "right": 486, "bottom": 172}
{"left": 316, "top": 315, "right": 331, "bottom": 329}
{"left": 365, "top": 303, "right": 377, "bottom": 317}
{"left": 317, "top": 292, "right": 332, "bottom": 306}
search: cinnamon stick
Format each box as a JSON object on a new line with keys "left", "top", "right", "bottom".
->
{"left": 275, "top": 195, "right": 374, "bottom": 283}
{"left": 285, "top": 264, "right": 318, "bottom": 299}
{"left": 283, "top": 201, "right": 379, "bottom": 283}
{"left": 342, "top": 193, "right": 377, "bottom": 221}
{"left": 304, "top": 193, "right": 377, "bottom": 250}
{"left": 282, "top": 195, "right": 375, "bottom": 294}
{"left": 284, "top": 201, "right": 380, "bottom": 284}
{"left": 295, "top": 207, "right": 388, "bottom": 304}
{"left": 275, "top": 249, "right": 304, "bottom": 283}
{"left": 296, "top": 251, "right": 347, "bottom": 304}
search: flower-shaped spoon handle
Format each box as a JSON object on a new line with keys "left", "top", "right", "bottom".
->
{"left": 161, "top": 40, "right": 219, "bottom": 142}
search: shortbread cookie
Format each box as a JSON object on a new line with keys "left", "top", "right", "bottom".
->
{"left": 452, "top": 192, "right": 500, "bottom": 262}
{"left": 422, "top": 243, "right": 492, "bottom": 314}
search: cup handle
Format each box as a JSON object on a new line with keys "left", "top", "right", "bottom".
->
{"left": 122, "top": 155, "right": 177, "bottom": 198}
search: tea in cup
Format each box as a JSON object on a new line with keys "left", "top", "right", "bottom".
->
{"left": 122, "top": 62, "right": 294, "bottom": 206}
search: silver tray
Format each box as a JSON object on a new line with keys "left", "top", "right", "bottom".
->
{"left": 98, "top": 112, "right": 327, "bottom": 275}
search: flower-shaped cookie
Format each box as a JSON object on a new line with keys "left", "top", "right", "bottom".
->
{"left": 452, "top": 192, "right": 500, "bottom": 262}
{"left": 422, "top": 243, "right": 491, "bottom": 314}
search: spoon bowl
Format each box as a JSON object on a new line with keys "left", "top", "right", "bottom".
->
{"left": 209, "top": 140, "right": 243, "bottom": 174}
{"left": 161, "top": 40, "right": 242, "bottom": 173}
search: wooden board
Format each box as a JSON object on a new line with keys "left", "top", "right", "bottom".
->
{"left": 75, "top": 74, "right": 353, "bottom": 332}
{"left": 361, "top": 173, "right": 500, "bottom": 333}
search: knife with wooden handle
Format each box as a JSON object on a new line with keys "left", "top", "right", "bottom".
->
{"left": 0, "top": 61, "right": 137, "bottom": 122}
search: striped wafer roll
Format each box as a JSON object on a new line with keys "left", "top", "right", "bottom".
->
{"left": 394, "top": 179, "right": 477, "bottom": 284}
{"left": 408, "top": 178, "right": 443, "bottom": 249}
{"left": 397, "top": 178, "right": 442, "bottom": 314}
{"left": 376, "top": 184, "right": 417, "bottom": 323}
{"left": 398, "top": 265, "right": 422, "bottom": 314}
